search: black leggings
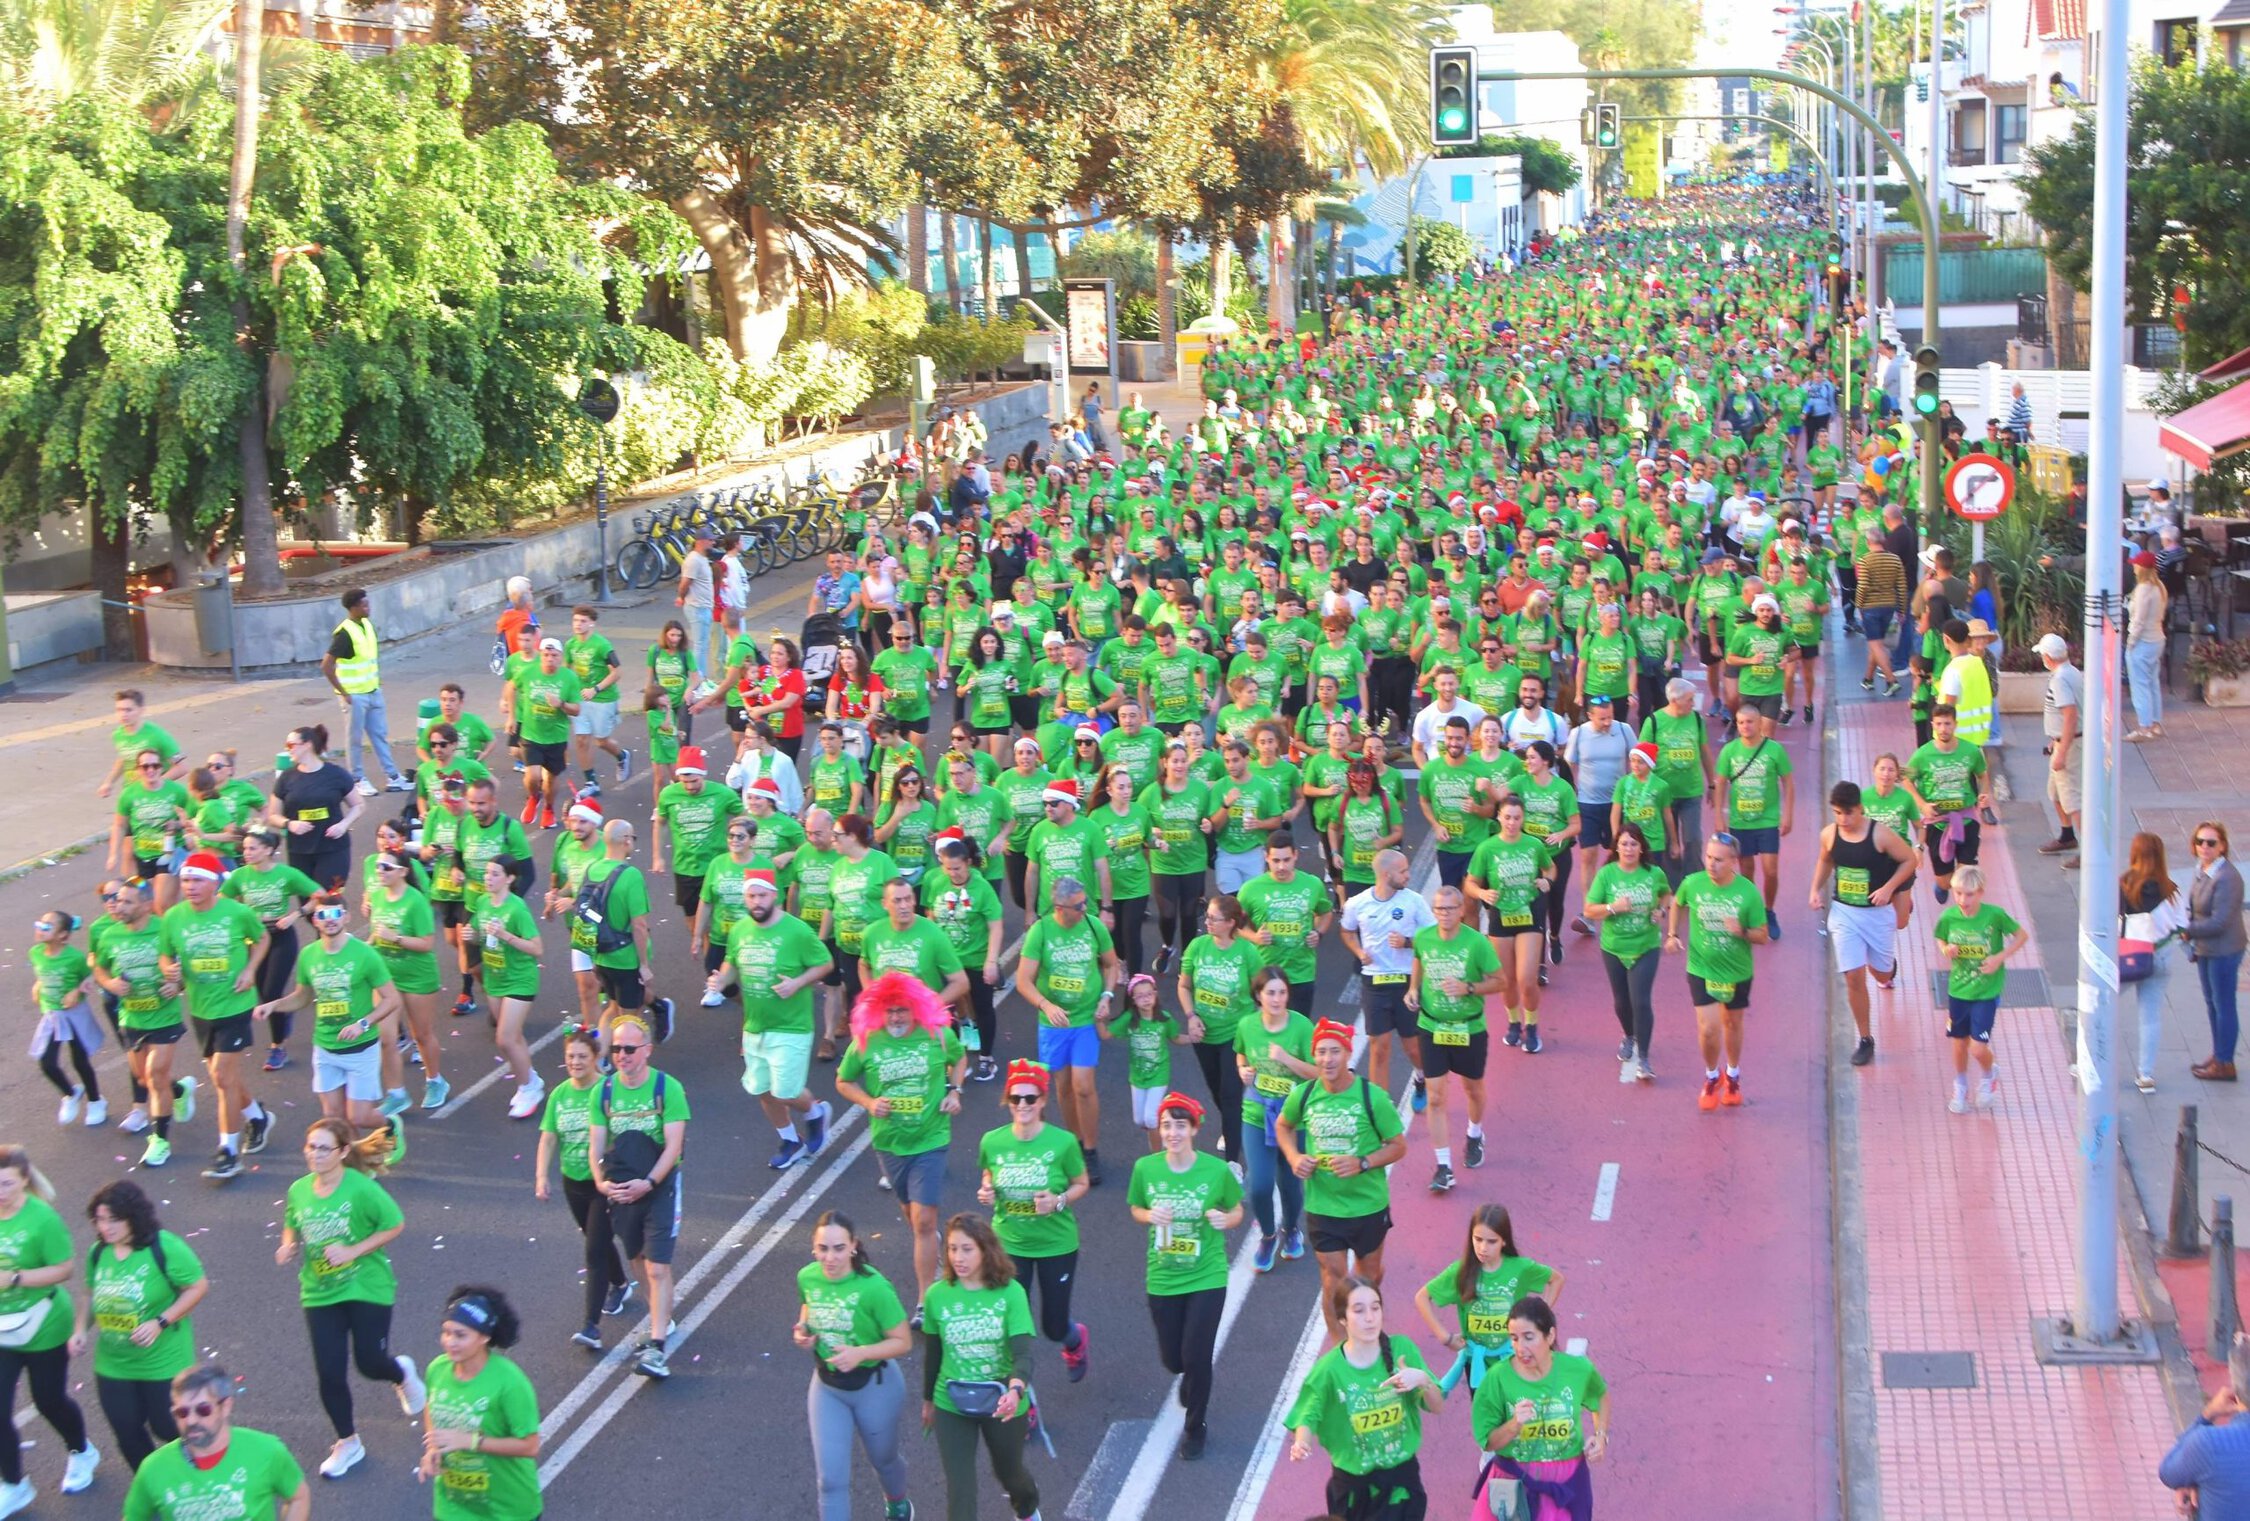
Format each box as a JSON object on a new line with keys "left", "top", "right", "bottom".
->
{"left": 962, "top": 969, "right": 998, "bottom": 1059}
{"left": 304, "top": 1299, "right": 402, "bottom": 1439}
{"left": 289, "top": 847, "right": 352, "bottom": 898}
{"left": 103, "top": 994, "right": 148, "bottom": 1105}
{"left": 1543, "top": 846, "right": 1575, "bottom": 947}
{"left": 1016, "top": 1250, "right": 1080, "bottom": 1344}
{"left": 1110, "top": 894, "right": 1149, "bottom": 977}
{"left": 1602, "top": 949, "right": 1660, "bottom": 1058}
{"left": 258, "top": 922, "right": 302, "bottom": 1045}
{"left": 1154, "top": 874, "right": 1205, "bottom": 953}
{"left": 1192, "top": 1039, "right": 1247, "bottom": 1164}
{"left": 36, "top": 1037, "right": 99, "bottom": 1101}
{"left": 97, "top": 1374, "right": 177, "bottom": 1471}
{"left": 1005, "top": 851, "right": 1030, "bottom": 913}
{"left": 0, "top": 1343, "right": 88, "bottom": 1484}
{"left": 563, "top": 1175, "right": 630, "bottom": 1331}
{"left": 1148, "top": 1286, "right": 1225, "bottom": 1435}
{"left": 934, "top": 1407, "right": 1038, "bottom": 1521}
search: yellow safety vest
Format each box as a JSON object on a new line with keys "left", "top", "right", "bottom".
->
{"left": 1949, "top": 653, "right": 1994, "bottom": 749}
{"left": 334, "top": 617, "right": 380, "bottom": 694}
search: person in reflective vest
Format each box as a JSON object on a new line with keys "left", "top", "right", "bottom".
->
{"left": 323, "top": 588, "right": 407, "bottom": 798}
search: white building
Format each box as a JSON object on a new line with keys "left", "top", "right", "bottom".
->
{"left": 1447, "top": 9, "right": 1592, "bottom": 229}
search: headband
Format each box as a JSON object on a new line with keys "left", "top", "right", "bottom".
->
{"left": 1004, "top": 1059, "right": 1051, "bottom": 1094}
{"left": 1157, "top": 1091, "right": 1205, "bottom": 1126}
{"left": 1312, "top": 1019, "right": 1355, "bottom": 1052}
{"left": 444, "top": 1295, "right": 498, "bottom": 1335}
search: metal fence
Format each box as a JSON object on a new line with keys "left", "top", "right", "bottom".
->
{"left": 1883, "top": 245, "right": 2051, "bottom": 306}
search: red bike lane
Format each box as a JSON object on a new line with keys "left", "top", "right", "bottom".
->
{"left": 1251, "top": 714, "right": 1840, "bottom": 1519}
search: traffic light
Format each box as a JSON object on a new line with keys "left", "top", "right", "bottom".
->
{"left": 1580, "top": 108, "right": 1595, "bottom": 146}
{"left": 1912, "top": 345, "right": 1943, "bottom": 419}
{"left": 1430, "top": 47, "right": 1477, "bottom": 147}
{"left": 1825, "top": 234, "right": 1843, "bottom": 279}
{"left": 1595, "top": 103, "right": 1621, "bottom": 150}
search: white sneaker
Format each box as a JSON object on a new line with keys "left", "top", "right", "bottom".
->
{"left": 118, "top": 1107, "right": 149, "bottom": 1134}
{"left": 60, "top": 1443, "right": 97, "bottom": 1494}
{"left": 0, "top": 1477, "right": 32, "bottom": 1517}
{"left": 1948, "top": 1084, "right": 1970, "bottom": 1115}
{"left": 507, "top": 1079, "right": 546, "bottom": 1120}
{"left": 354, "top": 777, "right": 377, "bottom": 797}
{"left": 699, "top": 988, "right": 724, "bottom": 1009}
{"left": 56, "top": 1090, "right": 83, "bottom": 1126}
{"left": 395, "top": 1353, "right": 427, "bottom": 1416}
{"left": 1618, "top": 1058, "right": 1637, "bottom": 1084}
{"left": 318, "top": 1435, "right": 365, "bottom": 1479}
{"left": 1975, "top": 1079, "right": 1997, "bottom": 1111}
{"left": 83, "top": 1099, "right": 107, "bottom": 1128}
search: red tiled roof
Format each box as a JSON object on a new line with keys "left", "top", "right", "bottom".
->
{"left": 2028, "top": 0, "right": 2087, "bottom": 42}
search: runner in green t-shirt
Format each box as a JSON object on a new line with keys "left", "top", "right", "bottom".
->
{"left": 836, "top": 975, "right": 966, "bottom": 1309}
{"left": 716, "top": 872, "right": 834, "bottom": 1167}
{"left": 1932, "top": 865, "right": 2027, "bottom": 1113}
{"left": 919, "top": 1217, "right": 1038, "bottom": 1490}
{"left": 793, "top": 1216, "right": 916, "bottom": 1508}
{"left": 977, "top": 1062, "right": 1092, "bottom": 1372}
{"left": 1584, "top": 823, "right": 1673, "bottom": 1079}
{"left": 1469, "top": 1296, "right": 1608, "bottom": 1474}
{"left": 418, "top": 1294, "right": 543, "bottom": 1521}
{"left": 1902, "top": 707, "right": 1991, "bottom": 900}
{"left": 1409, "top": 888, "right": 1506, "bottom": 1193}
{"left": 1283, "top": 1278, "right": 1441, "bottom": 1503}
{"left": 159, "top": 860, "right": 273, "bottom": 1180}
{"left": 1412, "top": 1205, "right": 1563, "bottom": 1392}
{"left": 584, "top": 1029, "right": 690, "bottom": 1380}
{"left": 77, "top": 1191, "right": 206, "bottom": 1470}
{"left": 1236, "top": 838, "right": 1335, "bottom": 1001}
{"left": 1666, "top": 835, "right": 1771, "bottom": 1112}
{"left": 122, "top": 1374, "right": 304, "bottom": 1521}
{"left": 1125, "top": 1092, "right": 1245, "bottom": 1456}
{"left": 536, "top": 1028, "right": 632, "bottom": 1345}
{"left": 1277, "top": 1020, "right": 1409, "bottom": 1342}
{"left": 1015, "top": 881, "right": 1119, "bottom": 1180}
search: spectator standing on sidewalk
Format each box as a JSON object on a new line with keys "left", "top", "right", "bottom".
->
{"left": 323, "top": 591, "right": 410, "bottom": 798}
{"left": 2121, "top": 832, "right": 2187, "bottom": 1094}
{"left": 2125, "top": 552, "right": 2170, "bottom": 743}
{"left": 2035, "top": 635, "right": 2082, "bottom": 866}
{"left": 676, "top": 525, "right": 717, "bottom": 674}
{"left": 2004, "top": 381, "right": 2034, "bottom": 444}
{"left": 2161, "top": 1334, "right": 2250, "bottom": 1519}
{"left": 2185, "top": 822, "right": 2247, "bottom": 1082}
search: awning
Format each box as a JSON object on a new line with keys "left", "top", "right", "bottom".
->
{"left": 2159, "top": 375, "right": 2250, "bottom": 470}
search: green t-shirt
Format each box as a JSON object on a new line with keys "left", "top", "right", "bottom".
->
{"left": 1235, "top": 1010, "right": 1316, "bottom": 1120}
{"left": 1237, "top": 871, "right": 1334, "bottom": 984}
{"left": 159, "top": 898, "right": 267, "bottom": 1022}
{"left": 993, "top": 767, "right": 1053, "bottom": 852}
{"left": 88, "top": 1232, "right": 204, "bottom": 1378}
{"left": 1716, "top": 738, "right": 1792, "bottom": 830}
{"left": 223, "top": 862, "right": 321, "bottom": 924}
{"left": 1645, "top": 707, "right": 1709, "bottom": 805}
{"left": 1471, "top": 1351, "right": 1608, "bottom": 1462}
{"left": 1467, "top": 834, "right": 1553, "bottom": 928}
{"left": 872, "top": 645, "right": 938, "bottom": 721}
{"left": 595, "top": 1067, "right": 691, "bottom": 1147}
{"left": 1091, "top": 802, "right": 1155, "bottom": 901}
{"left": 936, "top": 784, "right": 1011, "bottom": 882}
{"left": 1727, "top": 622, "right": 1789, "bottom": 695}
{"left": 1021, "top": 913, "right": 1114, "bottom": 1027}
{"left": 1579, "top": 630, "right": 1633, "bottom": 697}
{"left": 0, "top": 1198, "right": 73, "bottom": 1351}
{"left": 116, "top": 781, "right": 190, "bottom": 859}
{"left": 1127, "top": 1150, "right": 1243, "bottom": 1296}
{"left": 1675, "top": 871, "right": 1767, "bottom": 989}
{"left": 427, "top": 1352, "right": 543, "bottom": 1521}
{"left": 920, "top": 870, "right": 1004, "bottom": 969}
{"left": 1906, "top": 740, "right": 1986, "bottom": 814}
{"left": 31, "top": 943, "right": 90, "bottom": 1014}
{"left": 826, "top": 850, "right": 900, "bottom": 958}
{"left": 1025, "top": 815, "right": 1106, "bottom": 914}
{"left": 1934, "top": 902, "right": 2023, "bottom": 1001}
{"left": 124, "top": 1428, "right": 304, "bottom": 1521}
{"left": 513, "top": 665, "right": 584, "bottom": 746}
{"left": 296, "top": 935, "right": 394, "bottom": 1053}
{"left": 1418, "top": 754, "right": 1491, "bottom": 855}
{"left": 96, "top": 920, "right": 179, "bottom": 1030}
{"left": 1284, "top": 1339, "right": 1434, "bottom": 1476}
{"left": 1411, "top": 923, "right": 1501, "bottom": 1032}
{"left": 457, "top": 812, "right": 531, "bottom": 917}
{"left": 539, "top": 1078, "right": 602, "bottom": 1182}
{"left": 859, "top": 914, "right": 965, "bottom": 990}
{"left": 1124, "top": 1012, "right": 1181, "bottom": 1088}
{"left": 1140, "top": 780, "right": 1215, "bottom": 877}
{"left": 809, "top": 754, "right": 866, "bottom": 817}
{"left": 475, "top": 894, "right": 542, "bottom": 1001}
{"left": 1212, "top": 771, "right": 1287, "bottom": 857}
{"left": 566, "top": 631, "right": 621, "bottom": 701}
{"left": 839, "top": 1026, "right": 964, "bottom": 1156}
{"left": 367, "top": 886, "right": 441, "bottom": 995}
{"left": 1279, "top": 1077, "right": 1403, "bottom": 1219}
{"left": 285, "top": 1169, "right": 402, "bottom": 1307}
{"left": 978, "top": 1124, "right": 1086, "bottom": 1257}
{"left": 924, "top": 1278, "right": 1035, "bottom": 1415}
{"left": 727, "top": 911, "right": 830, "bottom": 1035}
{"left": 1179, "top": 932, "right": 1264, "bottom": 1045}
{"left": 1588, "top": 862, "right": 1667, "bottom": 965}
{"left": 111, "top": 720, "right": 181, "bottom": 774}
{"left": 580, "top": 859, "right": 652, "bottom": 971}
{"left": 656, "top": 783, "right": 744, "bottom": 879}
{"left": 797, "top": 1261, "right": 909, "bottom": 1373}
{"left": 1420, "top": 1256, "right": 1558, "bottom": 1352}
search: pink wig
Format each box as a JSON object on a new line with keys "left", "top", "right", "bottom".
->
{"left": 851, "top": 971, "right": 953, "bottom": 1049}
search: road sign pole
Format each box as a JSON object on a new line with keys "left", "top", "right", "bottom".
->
{"left": 593, "top": 435, "right": 613, "bottom": 606}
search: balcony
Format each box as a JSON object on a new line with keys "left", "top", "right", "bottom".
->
{"left": 1947, "top": 145, "right": 1988, "bottom": 167}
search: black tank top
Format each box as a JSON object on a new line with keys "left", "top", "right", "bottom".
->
{"left": 1829, "top": 823, "right": 1887, "bottom": 908}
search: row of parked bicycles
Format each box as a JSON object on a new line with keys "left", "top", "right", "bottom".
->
{"left": 611, "top": 453, "right": 910, "bottom": 591}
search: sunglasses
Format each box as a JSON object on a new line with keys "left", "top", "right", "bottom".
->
{"left": 312, "top": 907, "right": 348, "bottom": 922}
{"left": 429, "top": 739, "right": 455, "bottom": 750}
{"left": 1007, "top": 1093, "right": 1043, "bottom": 1106}
{"left": 611, "top": 1044, "right": 647, "bottom": 1055}
{"left": 171, "top": 1401, "right": 222, "bottom": 1421}
{"left": 2198, "top": 837, "right": 2223, "bottom": 847}
{"left": 138, "top": 762, "right": 162, "bottom": 771}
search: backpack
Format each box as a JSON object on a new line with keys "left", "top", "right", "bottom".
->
{"left": 571, "top": 861, "right": 638, "bottom": 957}
{"left": 597, "top": 1072, "right": 670, "bottom": 1182}
{"left": 86, "top": 1234, "right": 180, "bottom": 1303}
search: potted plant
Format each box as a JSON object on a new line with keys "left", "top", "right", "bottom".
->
{"left": 2187, "top": 635, "right": 2250, "bottom": 706}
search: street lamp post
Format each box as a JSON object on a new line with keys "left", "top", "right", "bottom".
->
{"left": 578, "top": 378, "right": 622, "bottom": 605}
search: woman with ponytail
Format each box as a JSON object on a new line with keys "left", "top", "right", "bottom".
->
{"left": 795, "top": 1211, "right": 915, "bottom": 1521}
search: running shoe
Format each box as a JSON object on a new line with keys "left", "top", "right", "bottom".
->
{"left": 56, "top": 1091, "right": 83, "bottom": 1126}
{"left": 1537, "top": 966, "right": 1548, "bottom": 987}
{"left": 603, "top": 1279, "right": 634, "bottom": 1318}
{"left": 1721, "top": 1073, "right": 1744, "bottom": 1107}
{"left": 318, "top": 1435, "right": 365, "bottom": 1479}
{"left": 1547, "top": 934, "right": 1564, "bottom": 966}
{"left": 507, "top": 1079, "right": 545, "bottom": 1120}
{"left": 173, "top": 1076, "right": 196, "bottom": 1125}
{"left": 571, "top": 1325, "right": 603, "bottom": 1351}
{"left": 379, "top": 1089, "right": 412, "bottom": 1121}
{"left": 519, "top": 794, "right": 538, "bottom": 824}
{"left": 1153, "top": 944, "right": 1174, "bottom": 975}
{"left": 1409, "top": 1072, "right": 1428, "bottom": 1113}
{"left": 1699, "top": 1076, "right": 1722, "bottom": 1112}
{"left": 452, "top": 995, "right": 478, "bottom": 1018}
{"left": 576, "top": 780, "right": 602, "bottom": 801}
{"left": 1617, "top": 1037, "right": 1636, "bottom": 1061}
{"left": 1768, "top": 918, "right": 1782, "bottom": 942}
{"left": 1948, "top": 1084, "right": 1970, "bottom": 1115}
{"left": 355, "top": 777, "right": 378, "bottom": 798}
{"left": 385, "top": 1116, "right": 406, "bottom": 1166}
{"left": 1880, "top": 679, "right": 1902, "bottom": 698}
{"left": 1570, "top": 915, "right": 1595, "bottom": 937}
{"left": 60, "top": 1444, "right": 97, "bottom": 1494}
{"left": 1801, "top": 706, "right": 1814, "bottom": 725}
{"left": 1464, "top": 1133, "right": 1485, "bottom": 1168}
{"left": 699, "top": 988, "right": 725, "bottom": 1008}
{"left": 421, "top": 1075, "right": 451, "bottom": 1110}
{"left": 82, "top": 1099, "right": 105, "bottom": 1127}
{"left": 634, "top": 1344, "right": 671, "bottom": 1380}
{"left": 1178, "top": 1425, "right": 1207, "bottom": 1461}
{"left": 1974, "top": 1078, "right": 1996, "bottom": 1111}
{"left": 119, "top": 1107, "right": 149, "bottom": 1134}
{"left": 886, "top": 1500, "right": 915, "bottom": 1521}
{"left": 202, "top": 1148, "right": 241, "bottom": 1181}
{"left": 403, "top": 1038, "right": 422, "bottom": 1067}
{"left": 769, "top": 1137, "right": 807, "bottom": 1170}
{"left": 802, "top": 1100, "right": 831, "bottom": 1158}
{"left": 244, "top": 1112, "right": 270, "bottom": 1154}
{"left": 384, "top": 775, "right": 411, "bottom": 793}
{"left": 2137, "top": 1074, "right": 2158, "bottom": 1093}
{"left": 1279, "top": 1227, "right": 1306, "bottom": 1260}
{"left": 1859, "top": 677, "right": 1875, "bottom": 692}
{"left": 140, "top": 1137, "right": 170, "bottom": 1168}
{"left": 1429, "top": 1162, "right": 1456, "bottom": 1193}
{"left": 618, "top": 749, "right": 635, "bottom": 784}
{"left": 875, "top": 1170, "right": 893, "bottom": 1191}
{"left": 395, "top": 1353, "right": 427, "bottom": 1416}
{"left": 1523, "top": 1026, "right": 1543, "bottom": 1055}
{"left": 973, "top": 1057, "right": 999, "bottom": 1083}
{"left": 1061, "top": 1323, "right": 1090, "bottom": 1382}
{"left": 1779, "top": 708, "right": 1794, "bottom": 727}
{"left": 1504, "top": 1020, "right": 1523, "bottom": 1048}
{"left": 263, "top": 1046, "right": 290, "bottom": 1072}
{"left": 0, "top": 1478, "right": 32, "bottom": 1518}
{"left": 1851, "top": 1037, "right": 1875, "bottom": 1067}
{"left": 1634, "top": 1058, "right": 1655, "bottom": 1083}
{"left": 538, "top": 807, "right": 557, "bottom": 831}
{"left": 910, "top": 1303, "right": 924, "bottom": 1331}
{"left": 1254, "top": 1234, "right": 1280, "bottom": 1273}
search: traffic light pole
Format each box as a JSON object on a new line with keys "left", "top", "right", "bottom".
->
{"left": 1485, "top": 64, "right": 1945, "bottom": 529}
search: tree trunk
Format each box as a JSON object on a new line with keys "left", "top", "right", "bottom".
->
{"left": 1207, "top": 240, "right": 1231, "bottom": 325}
{"left": 1326, "top": 219, "right": 1343, "bottom": 307}
{"left": 906, "top": 204, "right": 928, "bottom": 294}
{"left": 91, "top": 508, "right": 133, "bottom": 659}
{"left": 672, "top": 189, "right": 790, "bottom": 363}
{"left": 1264, "top": 219, "right": 1292, "bottom": 333}
{"left": 937, "top": 212, "right": 961, "bottom": 312}
{"left": 979, "top": 220, "right": 997, "bottom": 317}
{"left": 1012, "top": 225, "right": 1035, "bottom": 308}
{"left": 230, "top": 0, "right": 281, "bottom": 599}
{"left": 1155, "top": 232, "right": 1177, "bottom": 375}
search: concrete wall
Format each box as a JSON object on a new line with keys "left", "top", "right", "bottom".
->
{"left": 3, "top": 592, "right": 103, "bottom": 672}
{"left": 143, "top": 382, "right": 1054, "bottom": 672}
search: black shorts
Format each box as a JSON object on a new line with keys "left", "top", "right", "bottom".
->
{"left": 1420, "top": 1027, "right": 1488, "bottom": 1080}
{"left": 971, "top": 718, "right": 1013, "bottom": 737}
{"left": 523, "top": 740, "right": 569, "bottom": 773}
{"left": 726, "top": 705, "right": 752, "bottom": 734}
{"left": 132, "top": 854, "right": 170, "bottom": 880}
{"left": 610, "top": 1173, "right": 682, "bottom": 1265}
{"left": 672, "top": 872, "right": 705, "bottom": 913}
{"left": 1737, "top": 691, "right": 1783, "bottom": 720}
{"left": 123, "top": 1023, "right": 185, "bottom": 1052}
{"left": 1486, "top": 901, "right": 1546, "bottom": 939}
{"left": 819, "top": 938, "right": 845, "bottom": 987}
{"left": 1305, "top": 1207, "right": 1392, "bottom": 1262}
{"left": 891, "top": 715, "right": 930, "bottom": 735}
{"left": 435, "top": 899, "right": 469, "bottom": 930}
{"left": 1924, "top": 819, "right": 1981, "bottom": 870}
{"left": 1008, "top": 695, "right": 1042, "bottom": 732}
{"left": 1686, "top": 973, "right": 1753, "bottom": 1011}
{"left": 1698, "top": 633, "right": 1725, "bottom": 667}
{"left": 1577, "top": 803, "right": 1614, "bottom": 851}
{"left": 193, "top": 1013, "right": 256, "bottom": 1057}
{"left": 1360, "top": 977, "right": 1414, "bottom": 1038}
{"left": 596, "top": 962, "right": 648, "bottom": 1010}
{"left": 1794, "top": 642, "right": 1821, "bottom": 662}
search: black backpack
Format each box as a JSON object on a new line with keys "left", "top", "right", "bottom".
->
{"left": 598, "top": 1072, "right": 670, "bottom": 1183}
{"left": 571, "top": 862, "right": 638, "bottom": 956}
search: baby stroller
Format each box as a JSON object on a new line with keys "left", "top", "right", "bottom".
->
{"left": 796, "top": 611, "right": 867, "bottom": 761}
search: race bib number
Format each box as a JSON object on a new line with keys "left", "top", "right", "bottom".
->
{"left": 1000, "top": 1199, "right": 1038, "bottom": 1216}
{"left": 1350, "top": 1401, "right": 1405, "bottom": 1436}
{"left": 311, "top": 1254, "right": 349, "bottom": 1276}
{"left": 481, "top": 946, "right": 504, "bottom": 973}
{"left": 1431, "top": 1026, "right": 1471, "bottom": 1047}
{"left": 1047, "top": 974, "right": 1086, "bottom": 994}
{"left": 1369, "top": 972, "right": 1408, "bottom": 986}
{"left": 299, "top": 807, "right": 330, "bottom": 822}
{"left": 1349, "top": 845, "right": 1375, "bottom": 867}
{"left": 96, "top": 1312, "right": 138, "bottom": 1335}
{"left": 1254, "top": 1072, "right": 1294, "bottom": 1097}
{"left": 1500, "top": 909, "right": 1532, "bottom": 929}
{"left": 1836, "top": 866, "right": 1870, "bottom": 901}
{"left": 123, "top": 996, "right": 159, "bottom": 1014}
{"left": 188, "top": 957, "right": 228, "bottom": 975}
{"left": 442, "top": 1468, "right": 490, "bottom": 1494}
{"left": 1157, "top": 1234, "right": 1201, "bottom": 1258}
{"left": 443, "top": 866, "right": 467, "bottom": 892}
{"left": 1702, "top": 980, "right": 1737, "bottom": 1004}
{"left": 1522, "top": 1419, "right": 1577, "bottom": 1443}
{"left": 1465, "top": 1311, "right": 1508, "bottom": 1338}
{"left": 887, "top": 1094, "right": 926, "bottom": 1117}
{"left": 1265, "top": 920, "right": 1303, "bottom": 940}
{"left": 316, "top": 999, "right": 350, "bottom": 1021}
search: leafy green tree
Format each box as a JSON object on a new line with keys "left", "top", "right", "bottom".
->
{"left": 2022, "top": 57, "right": 2250, "bottom": 371}
{"left": 1059, "top": 230, "right": 1159, "bottom": 302}
{"left": 1405, "top": 215, "right": 1475, "bottom": 283}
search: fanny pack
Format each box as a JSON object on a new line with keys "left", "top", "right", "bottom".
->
{"left": 945, "top": 1379, "right": 1010, "bottom": 1418}
{"left": 817, "top": 1358, "right": 882, "bottom": 1392}
{"left": 0, "top": 1294, "right": 56, "bottom": 1349}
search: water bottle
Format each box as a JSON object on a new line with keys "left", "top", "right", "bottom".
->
{"left": 962, "top": 1019, "right": 981, "bottom": 1054}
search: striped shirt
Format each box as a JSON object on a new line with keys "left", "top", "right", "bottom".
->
{"left": 1854, "top": 549, "right": 1907, "bottom": 612}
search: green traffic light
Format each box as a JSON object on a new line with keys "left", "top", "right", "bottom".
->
{"left": 1914, "top": 393, "right": 1940, "bottom": 416}
{"left": 1440, "top": 105, "right": 1468, "bottom": 132}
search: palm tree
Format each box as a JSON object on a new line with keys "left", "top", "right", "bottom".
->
{"left": 0, "top": 0, "right": 229, "bottom": 113}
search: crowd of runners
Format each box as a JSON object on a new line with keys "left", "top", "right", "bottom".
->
{"left": 10, "top": 176, "right": 2098, "bottom": 1521}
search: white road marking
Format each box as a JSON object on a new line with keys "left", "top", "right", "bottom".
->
{"left": 1591, "top": 1162, "right": 1620, "bottom": 1221}
{"left": 1565, "top": 1337, "right": 1588, "bottom": 1357}
{"left": 432, "top": 1020, "right": 570, "bottom": 1118}
{"left": 538, "top": 1125, "right": 876, "bottom": 1484}
{"left": 1227, "top": 1288, "right": 1332, "bottom": 1519}
{"left": 535, "top": 1105, "right": 864, "bottom": 1444}
{"left": 1107, "top": 1229, "right": 1267, "bottom": 1519}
